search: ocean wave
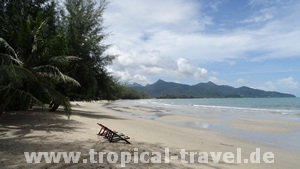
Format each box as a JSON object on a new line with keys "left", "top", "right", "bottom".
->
{"left": 192, "top": 104, "right": 298, "bottom": 114}
{"left": 136, "top": 99, "right": 300, "bottom": 116}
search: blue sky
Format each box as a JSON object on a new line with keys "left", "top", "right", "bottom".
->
{"left": 103, "top": 0, "right": 300, "bottom": 96}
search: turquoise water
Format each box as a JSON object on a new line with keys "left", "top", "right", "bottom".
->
{"left": 147, "top": 98, "right": 300, "bottom": 115}
{"left": 110, "top": 98, "right": 300, "bottom": 151}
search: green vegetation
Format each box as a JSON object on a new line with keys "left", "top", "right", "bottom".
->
{"left": 118, "top": 85, "right": 148, "bottom": 99}
{"left": 0, "top": 0, "right": 139, "bottom": 116}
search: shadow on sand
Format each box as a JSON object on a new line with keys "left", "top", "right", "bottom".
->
{"left": 0, "top": 108, "right": 237, "bottom": 169}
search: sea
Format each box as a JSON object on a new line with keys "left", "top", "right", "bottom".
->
{"left": 109, "top": 98, "right": 300, "bottom": 152}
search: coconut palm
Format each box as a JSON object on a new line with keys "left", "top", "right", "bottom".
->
{"left": 0, "top": 13, "right": 80, "bottom": 116}
{"left": 0, "top": 37, "right": 41, "bottom": 115}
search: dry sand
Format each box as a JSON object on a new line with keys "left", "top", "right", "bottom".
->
{"left": 0, "top": 101, "right": 299, "bottom": 168}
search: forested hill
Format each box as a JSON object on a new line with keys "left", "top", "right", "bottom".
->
{"left": 129, "top": 79, "right": 296, "bottom": 98}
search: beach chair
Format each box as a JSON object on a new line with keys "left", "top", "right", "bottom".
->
{"left": 97, "top": 123, "right": 109, "bottom": 136}
{"left": 97, "top": 123, "right": 131, "bottom": 144}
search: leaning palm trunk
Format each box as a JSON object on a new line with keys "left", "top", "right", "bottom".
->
{"left": 0, "top": 100, "right": 7, "bottom": 116}
{"left": 0, "top": 91, "right": 9, "bottom": 115}
{"left": 49, "top": 101, "right": 60, "bottom": 112}
{"left": 0, "top": 106, "right": 4, "bottom": 116}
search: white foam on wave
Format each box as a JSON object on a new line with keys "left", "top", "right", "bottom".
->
{"left": 192, "top": 104, "right": 297, "bottom": 114}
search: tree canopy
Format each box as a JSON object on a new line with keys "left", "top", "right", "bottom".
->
{"left": 0, "top": 0, "right": 139, "bottom": 116}
{"left": 61, "top": 0, "right": 116, "bottom": 100}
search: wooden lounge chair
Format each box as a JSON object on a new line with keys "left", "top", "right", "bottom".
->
{"left": 97, "top": 123, "right": 131, "bottom": 144}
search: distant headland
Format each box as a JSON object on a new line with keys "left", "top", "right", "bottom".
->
{"left": 128, "top": 79, "right": 296, "bottom": 98}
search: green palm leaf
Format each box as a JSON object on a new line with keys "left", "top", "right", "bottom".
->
{"left": 48, "top": 55, "right": 81, "bottom": 66}
{"left": 0, "top": 38, "right": 22, "bottom": 65}
{"left": 1, "top": 64, "right": 37, "bottom": 84}
{"left": 32, "top": 65, "right": 80, "bottom": 86}
{"left": 0, "top": 85, "right": 44, "bottom": 110}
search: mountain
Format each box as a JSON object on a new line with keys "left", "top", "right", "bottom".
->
{"left": 129, "top": 79, "right": 295, "bottom": 98}
{"left": 126, "top": 82, "right": 144, "bottom": 88}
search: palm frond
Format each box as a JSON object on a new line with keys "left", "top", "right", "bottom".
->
{"left": 33, "top": 15, "right": 48, "bottom": 37}
{"left": 0, "top": 16, "right": 14, "bottom": 35}
{"left": 0, "top": 54, "right": 21, "bottom": 65}
{"left": 48, "top": 55, "right": 81, "bottom": 64}
{"left": 47, "top": 55, "right": 68, "bottom": 66}
{"left": 1, "top": 64, "right": 37, "bottom": 83}
{"left": 32, "top": 65, "right": 80, "bottom": 86}
{"left": 0, "top": 85, "right": 44, "bottom": 109}
{"left": 32, "top": 17, "right": 48, "bottom": 54}
{"left": 65, "top": 56, "right": 82, "bottom": 61}
{"left": 60, "top": 74, "right": 81, "bottom": 87}
{"left": 32, "top": 65, "right": 63, "bottom": 76}
{"left": 0, "top": 38, "right": 22, "bottom": 65}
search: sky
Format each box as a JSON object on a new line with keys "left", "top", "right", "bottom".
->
{"left": 103, "top": 0, "right": 300, "bottom": 96}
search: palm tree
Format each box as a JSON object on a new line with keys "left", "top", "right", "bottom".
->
{"left": 0, "top": 37, "right": 41, "bottom": 115}
{"left": 0, "top": 13, "right": 80, "bottom": 116}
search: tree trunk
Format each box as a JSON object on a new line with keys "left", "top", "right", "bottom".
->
{"left": 49, "top": 102, "right": 60, "bottom": 112}
{"left": 0, "top": 104, "right": 5, "bottom": 116}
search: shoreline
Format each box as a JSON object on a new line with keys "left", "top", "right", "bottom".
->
{"left": 106, "top": 99, "right": 300, "bottom": 152}
{"left": 0, "top": 101, "right": 299, "bottom": 168}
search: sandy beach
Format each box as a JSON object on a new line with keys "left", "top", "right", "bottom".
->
{"left": 0, "top": 101, "right": 299, "bottom": 168}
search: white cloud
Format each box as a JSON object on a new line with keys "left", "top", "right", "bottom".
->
{"left": 139, "top": 66, "right": 165, "bottom": 75}
{"left": 257, "top": 77, "right": 298, "bottom": 95}
{"left": 248, "top": 0, "right": 287, "bottom": 7}
{"left": 112, "top": 70, "right": 132, "bottom": 82}
{"left": 211, "top": 71, "right": 219, "bottom": 76}
{"left": 109, "top": 56, "right": 209, "bottom": 84}
{"left": 208, "top": 76, "right": 224, "bottom": 84}
{"left": 243, "top": 7, "right": 276, "bottom": 23}
{"left": 227, "top": 60, "right": 236, "bottom": 66}
{"left": 104, "top": 0, "right": 300, "bottom": 88}
{"left": 194, "top": 68, "right": 208, "bottom": 79}
{"left": 176, "top": 58, "right": 208, "bottom": 80}
{"left": 132, "top": 74, "right": 151, "bottom": 84}
{"left": 105, "top": 0, "right": 211, "bottom": 34}
{"left": 237, "top": 78, "right": 247, "bottom": 84}
{"left": 177, "top": 58, "right": 195, "bottom": 76}
{"left": 263, "top": 81, "right": 277, "bottom": 91}
{"left": 204, "top": 0, "right": 226, "bottom": 12}
{"left": 276, "top": 77, "right": 298, "bottom": 89}
{"left": 111, "top": 70, "right": 151, "bottom": 85}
